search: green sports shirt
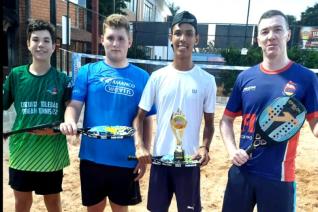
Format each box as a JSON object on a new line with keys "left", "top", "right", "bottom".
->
{"left": 3, "top": 65, "right": 70, "bottom": 172}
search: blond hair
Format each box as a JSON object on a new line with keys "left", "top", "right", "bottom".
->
{"left": 103, "top": 14, "right": 130, "bottom": 35}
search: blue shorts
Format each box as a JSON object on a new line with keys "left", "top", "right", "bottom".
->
{"left": 222, "top": 165, "right": 296, "bottom": 212}
{"left": 80, "top": 160, "right": 141, "bottom": 206}
{"left": 9, "top": 168, "right": 63, "bottom": 195}
{"left": 147, "top": 165, "right": 201, "bottom": 212}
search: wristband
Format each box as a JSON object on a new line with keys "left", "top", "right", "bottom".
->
{"left": 199, "top": 145, "right": 209, "bottom": 152}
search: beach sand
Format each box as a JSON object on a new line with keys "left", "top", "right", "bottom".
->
{"left": 3, "top": 105, "right": 318, "bottom": 211}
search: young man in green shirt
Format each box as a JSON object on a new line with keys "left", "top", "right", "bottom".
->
{"left": 3, "top": 19, "right": 71, "bottom": 212}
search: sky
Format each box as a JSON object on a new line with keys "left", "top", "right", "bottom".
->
{"left": 170, "top": 0, "right": 318, "bottom": 24}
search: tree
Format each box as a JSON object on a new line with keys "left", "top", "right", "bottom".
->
{"left": 99, "top": 0, "right": 130, "bottom": 17}
{"left": 299, "top": 3, "right": 318, "bottom": 26}
{"left": 286, "top": 15, "right": 297, "bottom": 26}
{"left": 288, "top": 47, "right": 318, "bottom": 69}
{"left": 199, "top": 41, "right": 219, "bottom": 54}
{"left": 220, "top": 47, "right": 262, "bottom": 66}
{"left": 167, "top": 2, "right": 180, "bottom": 17}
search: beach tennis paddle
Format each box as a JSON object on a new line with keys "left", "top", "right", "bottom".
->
{"left": 3, "top": 121, "right": 62, "bottom": 139}
{"left": 128, "top": 155, "right": 201, "bottom": 167}
{"left": 245, "top": 96, "right": 307, "bottom": 154}
{"left": 4, "top": 123, "right": 135, "bottom": 140}
{"left": 73, "top": 125, "right": 135, "bottom": 139}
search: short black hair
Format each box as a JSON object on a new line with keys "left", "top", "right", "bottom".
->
{"left": 171, "top": 11, "right": 198, "bottom": 34}
{"left": 258, "top": 10, "right": 289, "bottom": 29}
{"left": 27, "top": 19, "right": 56, "bottom": 43}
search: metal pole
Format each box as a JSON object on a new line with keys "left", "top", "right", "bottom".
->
{"left": 92, "top": 0, "right": 99, "bottom": 55}
{"left": 135, "top": 0, "right": 139, "bottom": 57}
{"left": 60, "top": 47, "right": 63, "bottom": 74}
{"left": 136, "top": 0, "right": 138, "bottom": 21}
{"left": 113, "top": 0, "right": 116, "bottom": 13}
{"left": 244, "top": 0, "right": 251, "bottom": 47}
{"left": 50, "top": 0, "right": 57, "bottom": 67}
{"left": 66, "top": 0, "right": 70, "bottom": 75}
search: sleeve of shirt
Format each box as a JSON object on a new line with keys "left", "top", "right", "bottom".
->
{"left": 3, "top": 71, "right": 14, "bottom": 110}
{"left": 71, "top": 65, "right": 89, "bottom": 102}
{"left": 304, "top": 72, "right": 318, "bottom": 121}
{"left": 138, "top": 74, "right": 156, "bottom": 112}
{"left": 203, "top": 75, "right": 217, "bottom": 113}
{"left": 224, "top": 75, "right": 243, "bottom": 118}
{"left": 62, "top": 74, "right": 73, "bottom": 103}
{"left": 146, "top": 105, "right": 156, "bottom": 116}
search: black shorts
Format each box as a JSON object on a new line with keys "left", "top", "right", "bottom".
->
{"left": 147, "top": 165, "right": 201, "bottom": 212}
{"left": 80, "top": 160, "right": 141, "bottom": 206}
{"left": 9, "top": 168, "right": 63, "bottom": 195}
{"left": 222, "top": 165, "right": 296, "bottom": 212}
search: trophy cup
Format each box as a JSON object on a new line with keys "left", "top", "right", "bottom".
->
{"left": 170, "top": 108, "right": 187, "bottom": 161}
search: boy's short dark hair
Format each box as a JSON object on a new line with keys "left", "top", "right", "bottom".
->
{"left": 27, "top": 19, "right": 56, "bottom": 43}
{"left": 171, "top": 11, "right": 198, "bottom": 34}
{"left": 258, "top": 10, "right": 289, "bottom": 29}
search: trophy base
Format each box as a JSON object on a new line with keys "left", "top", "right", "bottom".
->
{"left": 174, "top": 149, "right": 185, "bottom": 161}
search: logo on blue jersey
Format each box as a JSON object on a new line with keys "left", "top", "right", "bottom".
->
{"left": 100, "top": 77, "right": 135, "bottom": 96}
{"left": 283, "top": 81, "right": 296, "bottom": 96}
{"left": 242, "top": 85, "right": 256, "bottom": 92}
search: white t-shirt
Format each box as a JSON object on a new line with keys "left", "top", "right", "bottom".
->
{"left": 139, "top": 64, "right": 217, "bottom": 156}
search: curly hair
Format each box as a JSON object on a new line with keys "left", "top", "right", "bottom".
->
{"left": 27, "top": 19, "right": 56, "bottom": 43}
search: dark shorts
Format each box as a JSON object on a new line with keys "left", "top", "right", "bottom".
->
{"left": 79, "top": 160, "right": 141, "bottom": 206}
{"left": 222, "top": 165, "right": 296, "bottom": 212}
{"left": 9, "top": 168, "right": 63, "bottom": 195}
{"left": 147, "top": 165, "right": 201, "bottom": 212}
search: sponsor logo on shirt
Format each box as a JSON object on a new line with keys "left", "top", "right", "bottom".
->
{"left": 47, "top": 86, "right": 58, "bottom": 95}
{"left": 100, "top": 77, "right": 135, "bottom": 96}
{"left": 242, "top": 85, "right": 256, "bottom": 92}
{"left": 283, "top": 81, "right": 296, "bottom": 96}
{"left": 20, "top": 101, "right": 59, "bottom": 115}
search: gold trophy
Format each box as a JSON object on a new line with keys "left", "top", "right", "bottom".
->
{"left": 170, "top": 108, "right": 187, "bottom": 161}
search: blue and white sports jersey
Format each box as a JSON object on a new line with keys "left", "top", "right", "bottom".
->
{"left": 224, "top": 61, "right": 318, "bottom": 182}
{"left": 72, "top": 60, "right": 155, "bottom": 168}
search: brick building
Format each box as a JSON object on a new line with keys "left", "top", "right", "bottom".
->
{"left": 3, "top": 0, "right": 99, "bottom": 74}
{"left": 3, "top": 0, "right": 172, "bottom": 74}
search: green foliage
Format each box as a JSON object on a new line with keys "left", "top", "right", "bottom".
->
{"left": 217, "top": 46, "right": 318, "bottom": 96}
{"left": 299, "top": 3, "right": 318, "bottom": 26}
{"left": 205, "top": 47, "right": 261, "bottom": 96}
{"left": 167, "top": 1, "right": 180, "bottom": 16}
{"left": 220, "top": 47, "right": 262, "bottom": 66}
{"left": 286, "top": 15, "right": 297, "bottom": 26}
{"left": 99, "top": 0, "right": 129, "bottom": 17}
{"left": 218, "top": 70, "right": 240, "bottom": 96}
{"left": 200, "top": 41, "right": 220, "bottom": 54}
{"left": 288, "top": 47, "right": 318, "bottom": 68}
{"left": 127, "top": 45, "right": 148, "bottom": 59}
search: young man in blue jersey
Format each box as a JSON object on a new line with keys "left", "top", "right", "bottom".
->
{"left": 133, "top": 11, "right": 216, "bottom": 212}
{"left": 59, "top": 14, "right": 155, "bottom": 212}
{"left": 220, "top": 10, "right": 318, "bottom": 212}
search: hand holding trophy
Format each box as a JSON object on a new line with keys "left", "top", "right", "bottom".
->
{"left": 170, "top": 108, "right": 187, "bottom": 161}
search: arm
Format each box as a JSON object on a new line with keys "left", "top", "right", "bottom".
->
{"left": 133, "top": 108, "right": 153, "bottom": 181}
{"left": 133, "top": 108, "right": 152, "bottom": 164}
{"left": 220, "top": 114, "right": 249, "bottom": 166}
{"left": 59, "top": 100, "right": 84, "bottom": 135}
{"left": 308, "top": 118, "right": 318, "bottom": 138}
{"left": 142, "top": 115, "right": 154, "bottom": 151}
{"left": 194, "top": 112, "right": 214, "bottom": 166}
